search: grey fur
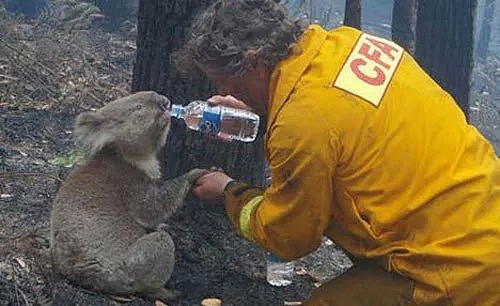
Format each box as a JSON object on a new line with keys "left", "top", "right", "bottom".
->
{"left": 50, "top": 91, "right": 208, "bottom": 301}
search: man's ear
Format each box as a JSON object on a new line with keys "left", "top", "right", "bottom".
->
{"left": 243, "top": 49, "right": 261, "bottom": 69}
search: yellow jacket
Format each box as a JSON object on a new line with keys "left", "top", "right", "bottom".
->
{"left": 224, "top": 25, "right": 500, "bottom": 305}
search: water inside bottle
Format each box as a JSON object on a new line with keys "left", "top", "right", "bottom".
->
{"left": 219, "top": 108, "right": 259, "bottom": 142}
{"left": 171, "top": 101, "right": 260, "bottom": 142}
{"left": 266, "top": 252, "right": 294, "bottom": 287}
{"left": 182, "top": 103, "right": 205, "bottom": 130}
{"left": 266, "top": 259, "right": 294, "bottom": 286}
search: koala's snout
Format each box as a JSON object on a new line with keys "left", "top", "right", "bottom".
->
{"left": 155, "top": 94, "right": 171, "bottom": 113}
{"left": 157, "top": 96, "right": 172, "bottom": 125}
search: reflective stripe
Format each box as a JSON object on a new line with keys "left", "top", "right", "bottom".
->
{"left": 239, "top": 195, "right": 263, "bottom": 241}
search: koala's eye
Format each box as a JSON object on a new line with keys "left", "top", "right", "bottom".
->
{"left": 135, "top": 104, "right": 143, "bottom": 110}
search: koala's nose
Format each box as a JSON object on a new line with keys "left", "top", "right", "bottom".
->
{"left": 154, "top": 94, "right": 171, "bottom": 112}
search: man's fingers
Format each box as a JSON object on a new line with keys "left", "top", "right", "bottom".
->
{"left": 216, "top": 134, "right": 234, "bottom": 143}
{"left": 207, "top": 95, "right": 252, "bottom": 111}
{"left": 193, "top": 172, "right": 212, "bottom": 186}
{"left": 192, "top": 185, "right": 206, "bottom": 199}
{"left": 207, "top": 95, "right": 224, "bottom": 105}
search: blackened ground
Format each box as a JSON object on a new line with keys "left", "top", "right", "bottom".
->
{"left": 0, "top": 108, "right": 351, "bottom": 306}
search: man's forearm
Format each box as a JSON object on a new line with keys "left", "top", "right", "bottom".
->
{"left": 223, "top": 180, "right": 264, "bottom": 239}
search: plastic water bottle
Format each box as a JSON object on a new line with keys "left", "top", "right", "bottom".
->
{"left": 266, "top": 252, "right": 294, "bottom": 286}
{"left": 170, "top": 100, "right": 260, "bottom": 142}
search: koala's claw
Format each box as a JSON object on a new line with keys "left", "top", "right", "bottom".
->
{"left": 186, "top": 168, "right": 210, "bottom": 184}
{"left": 156, "top": 223, "right": 169, "bottom": 232}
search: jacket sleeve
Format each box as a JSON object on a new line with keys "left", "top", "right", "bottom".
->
{"left": 224, "top": 104, "right": 339, "bottom": 260}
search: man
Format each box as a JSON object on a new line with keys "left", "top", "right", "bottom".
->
{"left": 176, "top": 0, "right": 500, "bottom": 305}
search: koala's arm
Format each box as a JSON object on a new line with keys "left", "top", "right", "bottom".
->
{"left": 128, "top": 169, "right": 208, "bottom": 230}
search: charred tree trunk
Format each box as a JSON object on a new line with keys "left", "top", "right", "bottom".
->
{"left": 415, "top": 0, "right": 478, "bottom": 119}
{"left": 129, "top": 1, "right": 293, "bottom": 304}
{"left": 476, "top": 0, "right": 495, "bottom": 61}
{"left": 344, "top": 0, "right": 362, "bottom": 29}
{"left": 132, "top": 0, "right": 266, "bottom": 184}
{"left": 392, "top": 0, "right": 418, "bottom": 54}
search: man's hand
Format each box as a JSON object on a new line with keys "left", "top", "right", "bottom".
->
{"left": 192, "top": 170, "right": 234, "bottom": 202}
{"left": 206, "top": 95, "right": 253, "bottom": 143}
{"left": 207, "top": 95, "right": 253, "bottom": 111}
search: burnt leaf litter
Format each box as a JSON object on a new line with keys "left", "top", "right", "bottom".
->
{"left": 0, "top": 2, "right": 351, "bottom": 305}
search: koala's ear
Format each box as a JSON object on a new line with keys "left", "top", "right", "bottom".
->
{"left": 75, "top": 111, "right": 105, "bottom": 128}
{"left": 74, "top": 111, "right": 112, "bottom": 157}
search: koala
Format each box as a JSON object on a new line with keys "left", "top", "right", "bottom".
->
{"left": 50, "top": 91, "right": 207, "bottom": 301}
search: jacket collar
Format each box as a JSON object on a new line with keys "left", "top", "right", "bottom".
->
{"left": 266, "top": 24, "right": 328, "bottom": 134}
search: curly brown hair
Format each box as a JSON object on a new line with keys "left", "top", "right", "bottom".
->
{"left": 174, "top": 0, "right": 307, "bottom": 77}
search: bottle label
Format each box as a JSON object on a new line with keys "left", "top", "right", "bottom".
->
{"left": 199, "top": 106, "right": 221, "bottom": 135}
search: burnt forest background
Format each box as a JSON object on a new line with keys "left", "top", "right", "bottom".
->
{"left": 0, "top": 0, "right": 498, "bottom": 305}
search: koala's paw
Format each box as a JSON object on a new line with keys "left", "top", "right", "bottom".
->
{"left": 186, "top": 168, "right": 210, "bottom": 184}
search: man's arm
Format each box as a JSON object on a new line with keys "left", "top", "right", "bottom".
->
{"left": 223, "top": 109, "right": 339, "bottom": 260}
